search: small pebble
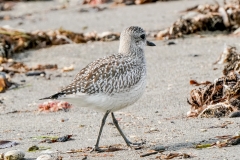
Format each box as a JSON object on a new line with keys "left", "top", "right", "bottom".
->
{"left": 36, "top": 154, "right": 53, "bottom": 160}
{"left": 229, "top": 111, "right": 240, "bottom": 118}
{"left": 235, "top": 131, "right": 240, "bottom": 136}
{"left": 25, "top": 71, "right": 46, "bottom": 76}
{"left": 200, "top": 129, "right": 207, "bottom": 132}
{"left": 28, "top": 145, "right": 39, "bottom": 152}
{"left": 0, "top": 153, "right": 4, "bottom": 159}
{"left": 167, "top": 41, "right": 176, "bottom": 45}
{"left": 231, "top": 138, "right": 240, "bottom": 145}
{"left": 4, "top": 150, "right": 25, "bottom": 160}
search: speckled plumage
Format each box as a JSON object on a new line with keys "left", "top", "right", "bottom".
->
{"left": 40, "top": 26, "right": 155, "bottom": 151}
{"left": 41, "top": 26, "right": 151, "bottom": 112}
{"left": 62, "top": 53, "right": 145, "bottom": 95}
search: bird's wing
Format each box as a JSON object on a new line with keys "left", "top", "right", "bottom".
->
{"left": 40, "top": 54, "right": 143, "bottom": 100}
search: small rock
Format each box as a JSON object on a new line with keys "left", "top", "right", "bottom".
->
{"left": 235, "top": 131, "right": 240, "bottom": 136}
{"left": 167, "top": 41, "right": 176, "bottom": 45}
{"left": 36, "top": 154, "right": 53, "bottom": 160}
{"left": 25, "top": 71, "right": 46, "bottom": 76}
{"left": 200, "top": 129, "right": 207, "bottom": 132}
{"left": 0, "top": 153, "right": 4, "bottom": 159}
{"left": 28, "top": 145, "right": 39, "bottom": 152}
{"left": 4, "top": 150, "right": 25, "bottom": 160}
{"left": 229, "top": 111, "right": 240, "bottom": 118}
{"left": 231, "top": 137, "right": 240, "bottom": 145}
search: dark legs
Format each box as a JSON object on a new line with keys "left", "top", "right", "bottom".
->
{"left": 91, "top": 110, "right": 110, "bottom": 152}
{"left": 91, "top": 111, "right": 144, "bottom": 153}
{"left": 111, "top": 112, "right": 145, "bottom": 146}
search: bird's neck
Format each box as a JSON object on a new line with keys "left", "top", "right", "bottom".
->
{"left": 118, "top": 42, "right": 144, "bottom": 58}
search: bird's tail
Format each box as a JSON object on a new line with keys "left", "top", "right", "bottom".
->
{"left": 39, "top": 92, "right": 65, "bottom": 100}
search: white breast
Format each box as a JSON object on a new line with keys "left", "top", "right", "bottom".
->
{"left": 62, "top": 76, "right": 146, "bottom": 112}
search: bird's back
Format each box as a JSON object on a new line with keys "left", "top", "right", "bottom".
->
{"left": 61, "top": 53, "right": 146, "bottom": 96}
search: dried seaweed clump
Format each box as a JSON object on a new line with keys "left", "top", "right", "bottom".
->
{"left": 188, "top": 72, "right": 240, "bottom": 118}
{"left": 215, "top": 45, "right": 240, "bottom": 76}
{"left": 0, "top": 27, "right": 120, "bottom": 58}
{"left": 156, "top": 0, "right": 240, "bottom": 39}
{"left": 82, "top": 0, "right": 176, "bottom": 5}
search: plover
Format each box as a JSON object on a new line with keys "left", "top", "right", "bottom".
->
{"left": 40, "top": 26, "right": 155, "bottom": 152}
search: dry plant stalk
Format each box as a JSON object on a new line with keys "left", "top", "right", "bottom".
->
{"left": 156, "top": 0, "right": 240, "bottom": 39}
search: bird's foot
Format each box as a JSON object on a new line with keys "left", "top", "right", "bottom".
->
{"left": 90, "top": 145, "right": 106, "bottom": 153}
{"left": 126, "top": 139, "right": 146, "bottom": 149}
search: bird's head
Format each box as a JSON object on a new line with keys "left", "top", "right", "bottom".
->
{"left": 119, "top": 26, "right": 155, "bottom": 55}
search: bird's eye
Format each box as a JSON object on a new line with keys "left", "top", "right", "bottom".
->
{"left": 140, "top": 34, "right": 145, "bottom": 39}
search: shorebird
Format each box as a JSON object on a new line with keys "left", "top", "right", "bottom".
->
{"left": 40, "top": 26, "right": 155, "bottom": 152}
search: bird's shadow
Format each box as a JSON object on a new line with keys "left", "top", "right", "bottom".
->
{"left": 154, "top": 138, "right": 217, "bottom": 151}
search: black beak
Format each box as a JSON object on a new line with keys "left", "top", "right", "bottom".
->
{"left": 146, "top": 40, "right": 156, "bottom": 46}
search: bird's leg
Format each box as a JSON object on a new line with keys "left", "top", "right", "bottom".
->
{"left": 111, "top": 112, "right": 145, "bottom": 147}
{"left": 91, "top": 110, "right": 110, "bottom": 153}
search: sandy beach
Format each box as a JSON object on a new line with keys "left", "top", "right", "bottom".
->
{"left": 0, "top": 0, "right": 240, "bottom": 159}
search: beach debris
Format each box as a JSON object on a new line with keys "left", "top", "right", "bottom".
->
{"left": 0, "top": 2, "right": 15, "bottom": 11}
{"left": 214, "top": 45, "right": 240, "bottom": 76}
{"left": 25, "top": 71, "right": 46, "bottom": 77}
{"left": 79, "top": 6, "right": 107, "bottom": 12}
{"left": 82, "top": 0, "right": 110, "bottom": 5}
{"left": 189, "top": 79, "right": 211, "bottom": 86}
{"left": 216, "top": 135, "right": 240, "bottom": 147}
{"left": 229, "top": 111, "right": 240, "bottom": 117}
{"left": 140, "top": 145, "right": 165, "bottom": 157}
{"left": 188, "top": 45, "right": 240, "bottom": 118}
{"left": 114, "top": 0, "right": 174, "bottom": 5}
{"left": 195, "top": 143, "right": 213, "bottom": 149}
{"left": 3, "top": 150, "right": 25, "bottom": 160}
{"left": 188, "top": 70, "right": 240, "bottom": 118}
{"left": 140, "top": 151, "right": 158, "bottom": 157}
{"left": 196, "top": 135, "right": 240, "bottom": 149}
{"left": 235, "top": 130, "right": 240, "bottom": 136}
{"left": 187, "top": 55, "right": 240, "bottom": 118}
{"left": 0, "top": 57, "right": 57, "bottom": 74}
{"left": 36, "top": 154, "right": 54, "bottom": 160}
{"left": 0, "top": 27, "right": 119, "bottom": 58}
{"left": 67, "top": 144, "right": 125, "bottom": 153}
{"left": 40, "top": 135, "right": 72, "bottom": 143}
{"left": 93, "top": 144, "right": 125, "bottom": 152}
{"left": 38, "top": 101, "right": 72, "bottom": 112}
{"left": 156, "top": 152, "right": 192, "bottom": 159}
{"left": 0, "top": 72, "right": 12, "bottom": 92}
{"left": 28, "top": 145, "right": 39, "bottom": 152}
{"left": 145, "top": 127, "right": 159, "bottom": 133}
{"left": 32, "top": 64, "right": 58, "bottom": 71}
{"left": 155, "top": 0, "right": 240, "bottom": 39}
{"left": 62, "top": 65, "right": 74, "bottom": 72}
{"left": 0, "top": 58, "right": 60, "bottom": 92}
{"left": 0, "top": 141, "right": 17, "bottom": 149}
{"left": 208, "top": 121, "right": 233, "bottom": 129}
